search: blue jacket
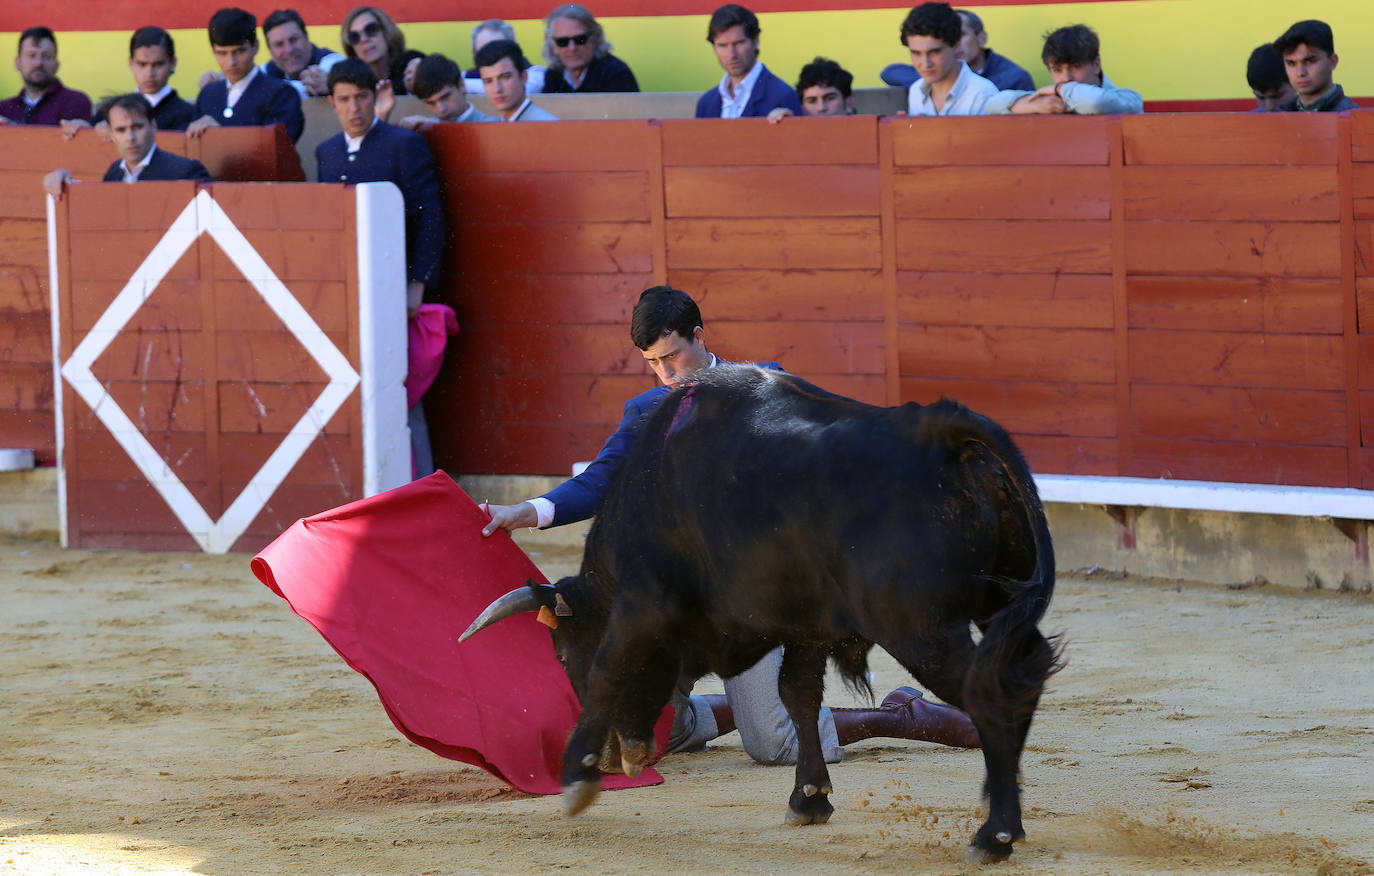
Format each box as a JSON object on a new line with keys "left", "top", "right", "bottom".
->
{"left": 195, "top": 71, "right": 305, "bottom": 142}
{"left": 542, "top": 361, "right": 782, "bottom": 526}
{"left": 315, "top": 120, "right": 445, "bottom": 290}
{"left": 695, "top": 64, "right": 802, "bottom": 119}
{"left": 102, "top": 147, "right": 212, "bottom": 182}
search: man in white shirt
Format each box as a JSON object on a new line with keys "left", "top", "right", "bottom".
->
{"left": 985, "top": 23, "right": 1143, "bottom": 116}
{"left": 475, "top": 39, "right": 558, "bottom": 122}
{"left": 901, "top": 2, "right": 996, "bottom": 116}
{"left": 693, "top": 4, "right": 801, "bottom": 119}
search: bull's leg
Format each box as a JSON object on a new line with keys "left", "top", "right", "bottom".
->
{"left": 775, "top": 644, "right": 833, "bottom": 826}
{"left": 605, "top": 644, "right": 678, "bottom": 777}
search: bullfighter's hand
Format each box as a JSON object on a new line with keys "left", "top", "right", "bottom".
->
{"left": 481, "top": 501, "right": 538, "bottom": 537}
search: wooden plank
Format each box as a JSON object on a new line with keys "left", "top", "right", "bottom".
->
{"left": 879, "top": 120, "right": 899, "bottom": 405}
{"left": 0, "top": 362, "right": 52, "bottom": 412}
{"left": 74, "top": 476, "right": 217, "bottom": 530}
{"left": 0, "top": 409, "right": 55, "bottom": 458}
{"left": 661, "top": 116, "right": 877, "bottom": 166}
{"left": 901, "top": 376, "right": 1116, "bottom": 437}
{"left": 1346, "top": 163, "right": 1374, "bottom": 219}
{"left": 1340, "top": 114, "right": 1360, "bottom": 487}
{"left": 71, "top": 429, "right": 208, "bottom": 484}
{"left": 894, "top": 166, "right": 1111, "bottom": 220}
{"left": 1110, "top": 120, "right": 1130, "bottom": 479}
{"left": 1127, "top": 437, "right": 1347, "bottom": 487}
{"left": 1360, "top": 391, "right": 1374, "bottom": 447}
{"left": 1128, "top": 276, "right": 1341, "bottom": 334}
{"left": 66, "top": 230, "right": 197, "bottom": 282}
{"left": 68, "top": 181, "right": 199, "bottom": 231}
{"left": 1355, "top": 221, "right": 1374, "bottom": 277}
{"left": 666, "top": 217, "right": 880, "bottom": 270}
{"left": 1016, "top": 435, "right": 1118, "bottom": 476}
{"left": 900, "top": 325, "right": 1115, "bottom": 383}
{"left": 441, "top": 170, "right": 652, "bottom": 223}
{"left": 439, "top": 419, "right": 624, "bottom": 476}
{"left": 457, "top": 271, "right": 652, "bottom": 326}
{"left": 1357, "top": 447, "right": 1374, "bottom": 490}
{"left": 0, "top": 265, "right": 46, "bottom": 313}
{"left": 208, "top": 183, "right": 347, "bottom": 230}
{"left": 97, "top": 379, "right": 207, "bottom": 433}
{"left": 664, "top": 165, "right": 879, "bottom": 218}
{"left": 1350, "top": 110, "right": 1374, "bottom": 163}
{"left": 219, "top": 434, "right": 360, "bottom": 493}
{"left": 1124, "top": 166, "right": 1338, "bottom": 221}
{"left": 1125, "top": 221, "right": 1341, "bottom": 277}
{"left": 803, "top": 374, "right": 885, "bottom": 406}
{"left": 1131, "top": 383, "right": 1346, "bottom": 445}
{"left": 84, "top": 328, "right": 206, "bottom": 382}
{"left": 669, "top": 269, "right": 884, "bottom": 322}
{"left": 459, "top": 322, "right": 647, "bottom": 376}
{"left": 0, "top": 218, "right": 47, "bottom": 268}
{"left": 1123, "top": 113, "right": 1338, "bottom": 166}
{"left": 1131, "top": 329, "right": 1345, "bottom": 390}
{"left": 0, "top": 169, "right": 58, "bottom": 219}
{"left": 896, "top": 219, "right": 1112, "bottom": 274}
{"left": 218, "top": 382, "right": 350, "bottom": 434}
{"left": 215, "top": 331, "right": 337, "bottom": 382}
{"left": 710, "top": 321, "right": 887, "bottom": 374}
{"left": 189, "top": 125, "right": 303, "bottom": 182}
{"left": 71, "top": 277, "right": 204, "bottom": 332}
{"left": 0, "top": 126, "right": 117, "bottom": 174}
{"left": 897, "top": 272, "right": 1113, "bottom": 329}
{"left": 1358, "top": 277, "right": 1374, "bottom": 333}
{"left": 455, "top": 221, "right": 653, "bottom": 274}
{"left": 214, "top": 280, "right": 349, "bottom": 334}
{"left": 223, "top": 229, "right": 348, "bottom": 282}
{"left": 889, "top": 115, "right": 1110, "bottom": 166}
{"left": 73, "top": 530, "right": 203, "bottom": 551}
{"left": 426, "top": 119, "right": 658, "bottom": 173}
{"left": 0, "top": 313, "right": 51, "bottom": 364}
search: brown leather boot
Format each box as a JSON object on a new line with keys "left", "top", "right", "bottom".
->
{"left": 832, "top": 686, "right": 981, "bottom": 749}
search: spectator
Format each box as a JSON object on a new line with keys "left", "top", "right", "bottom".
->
{"left": 62, "top": 27, "right": 195, "bottom": 139}
{"left": 464, "top": 19, "right": 547, "bottom": 95}
{"left": 766, "top": 56, "right": 855, "bottom": 121}
{"left": 1247, "top": 43, "right": 1295, "bottom": 112}
{"left": 694, "top": 4, "right": 801, "bottom": 119}
{"left": 316, "top": 59, "right": 445, "bottom": 475}
{"left": 394, "top": 53, "right": 496, "bottom": 127}
{"left": 476, "top": 39, "right": 558, "bottom": 122}
{"left": 262, "top": 8, "right": 344, "bottom": 97}
{"left": 0, "top": 26, "right": 91, "bottom": 126}
{"left": 541, "top": 4, "right": 639, "bottom": 93}
{"left": 882, "top": 8, "right": 1033, "bottom": 92}
{"left": 189, "top": 8, "right": 305, "bottom": 141}
{"left": 1274, "top": 19, "right": 1356, "bottom": 113}
{"left": 44, "top": 93, "right": 211, "bottom": 199}
{"left": 340, "top": 6, "right": 423, "bottom": 96}
{"left": 985, "top": 23, "right": 1142, "bottom": 115}
{"left": 901, "top": 2, "right": 996, "bottom": 116}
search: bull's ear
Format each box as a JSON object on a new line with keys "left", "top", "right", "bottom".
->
{"left": 554, "top": 592, "right": 574, "bottom": 617}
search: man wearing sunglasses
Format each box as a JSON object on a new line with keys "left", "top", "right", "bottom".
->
{"left": 188, "top": 7, "right": 305, "bottom": 142}
{"left": 475, "top": 39, "right": 558, "bottom": 122}
{"left": 540, "top": 4, "right": 639, "bottom": 94}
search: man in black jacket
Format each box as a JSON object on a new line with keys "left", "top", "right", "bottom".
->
{"left": 540, "top": 4, "right": 638, "bottom": 93}
{"left": 1274, "top": 20, "right": 1358, "bottom": 113}
{"left": 43, "top": 93, "right": 211, "bottom": 198}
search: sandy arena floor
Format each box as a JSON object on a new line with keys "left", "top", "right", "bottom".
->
{"left": 1, "top": 533, "right": 1371, "bottom": 875}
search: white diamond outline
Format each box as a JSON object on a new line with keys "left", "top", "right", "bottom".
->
{"left": 59, "top": 189, "right": 360, "bottom": 553}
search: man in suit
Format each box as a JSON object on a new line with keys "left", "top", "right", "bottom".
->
{"left": 475, "top": 39, "right": 558, "bottom": 122}
{"left": 62, "top": 27, "right": 196, "bottom": 141}
{"left": 188, "top": 7, "right": 305, "bottom": 143}
{"left": 694, "top": 4, "right": 801, "bottom": 119}
{"left": 482, "top": 286, "right": 980, "bottom": 765}
{"left": 316, "top": 58, "right": 445, "bottom": 477}
{"left": 43, "top": 93, "right": 211, "bottom": 198}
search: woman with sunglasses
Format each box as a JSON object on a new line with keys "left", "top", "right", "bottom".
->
{"left": 540, "top": 4, "right": 639, "bottom": 93}
{"left": 340, "top": 6, "right": 425, "bottom": 95}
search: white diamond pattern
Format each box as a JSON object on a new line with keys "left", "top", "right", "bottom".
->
{"left": 60, "top": 190, "right": 360, "bottom": 552}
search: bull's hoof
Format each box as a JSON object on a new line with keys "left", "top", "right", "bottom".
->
{"left": 967, "top": 825, "right": 1021, "bottom": 863}
{"left": 619, "top": 737, "right": 655, "bottom": 778}
{"left": 784, "top": 785, "right": 834, "bottom": 826}
{"left": 562, "top": 778, "right": 602, "bottom": 817}
{"left": 598, "top": 731, "right": 624, "bottom": 775}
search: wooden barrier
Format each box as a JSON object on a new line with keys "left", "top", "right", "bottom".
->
{"left": 0, "top": 125, "right": 303, "bottom": 468}
{"left": 423, "top": 113, "right": 1374, "bottom": 494}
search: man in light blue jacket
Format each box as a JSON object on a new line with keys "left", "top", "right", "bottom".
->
{"left": 986, "top": 23, "right": 1142, "bottom": 115}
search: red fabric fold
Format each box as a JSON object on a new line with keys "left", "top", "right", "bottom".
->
{"left": 251, "top": 471, "right": 669, "bottom": 795}
{"left": 405, "top": 303, "right": 459, "bottom": 408}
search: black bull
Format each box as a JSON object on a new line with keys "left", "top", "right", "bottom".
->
{"left": 464, "top": 366, "right": 1062, "bottom": 863}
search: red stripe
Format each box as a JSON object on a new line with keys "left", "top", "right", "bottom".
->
{"left": 4, "top": 0, "right": 1137, "bottom": 33}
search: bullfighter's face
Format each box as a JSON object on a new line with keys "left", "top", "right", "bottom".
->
{"left": 640, "top": 327, "right": 711, "bottom": 388}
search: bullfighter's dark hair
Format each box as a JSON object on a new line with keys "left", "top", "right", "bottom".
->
{"left": 326, "top": 57, "right": 378, "bottom": 95}
{"left": 707, "top": 4, "right": 760, "bottom": 43}
{"left": 1247, "top": 43, "right": 1287, "bottom": 93}
{"left": 899, "top": 3, "right": 961, "bottom": 48}
{"left": 631, "top": 286, "right": 703, "bottom": 350}
{"left": 411, "top": 53, "right": 463, "bottom": 100}
{"left": 474, "top": 38, "right": 530, "bottom": 71}
{"left": 1041, "top": 23, "right": 1099, "bottom": 67}
{"left": 98, "top": 92, "right": 155, "bottom": 124}
{"left": 208, "top": 8, "right": 258, "bottom": 48}
{"left": 955, "top": 8, "right": 984, "bottom": 35}
{"left": 1274, "top": 19, "right": 1335, "bottom": 58}
{"left": 263, "top": 9, "right": 309, "bottom": 38}
{"left": 796, "top": 57, "right": 853, "bottom": 98}
{"left": 130, "top": 26, "right": 176, "bottom": 59}
{"left": 18, "top": 26, "right": 56, "bottom": 53}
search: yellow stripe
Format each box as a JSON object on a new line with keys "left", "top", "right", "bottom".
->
{"left": 3, "top": 2, "right": 1371, "bottom": 106}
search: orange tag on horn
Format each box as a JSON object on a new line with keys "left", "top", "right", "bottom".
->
{"left": 536, "top": 605, "right": 559, "bottom": 629}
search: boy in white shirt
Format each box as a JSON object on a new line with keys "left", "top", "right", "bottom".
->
{"left": 901, "top": 2, "right": 996, "bottom": 116}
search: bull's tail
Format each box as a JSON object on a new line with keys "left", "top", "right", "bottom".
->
{"left": 921, "top": 400, "right": 1064, "bottom": 723}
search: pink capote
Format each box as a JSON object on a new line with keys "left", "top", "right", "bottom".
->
{"left": 251, "top": 471, "right": 671, "bottom": 794}
{"left": 405, "top": 304, "right": 459, "bottom": 408}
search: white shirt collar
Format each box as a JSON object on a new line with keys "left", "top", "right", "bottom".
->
{"left": 122, "top": 143, "right": 158, "bottom": 182}
{"left": 717, "top": 60, "right": 764, "bottom": 119}
{"left": 226, "top": 66, "right": 259, "bottom": 108}
{"left": 505, "top": 98, "right": 533, "bottom": 121}
{"left": 143, "top": 84, "right": 173, "bottom": 108}
{"left": 344, "top": 116, "right": 379, "bottom": 152}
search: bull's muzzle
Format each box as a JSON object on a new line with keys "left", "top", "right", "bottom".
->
{"left": 460, "top": 584, "right": 553, "bottom": 641}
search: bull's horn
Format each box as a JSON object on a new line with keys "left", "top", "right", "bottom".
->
{"left": 460, "top": 585, "right": 551, "bottom": 641}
